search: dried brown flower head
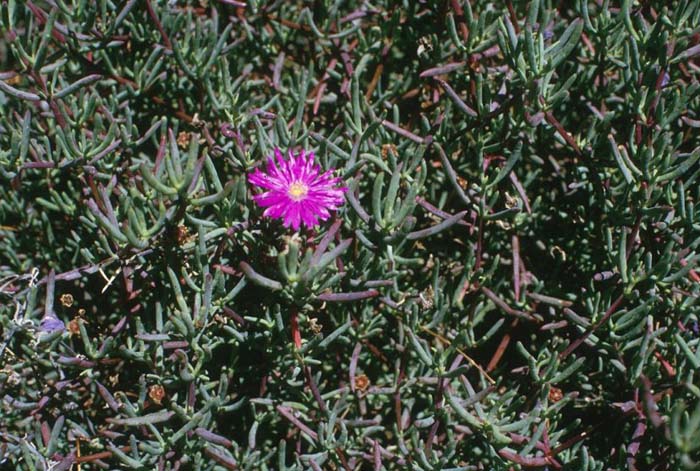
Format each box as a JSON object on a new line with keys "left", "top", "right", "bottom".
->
{"left": 175, "top": 225, "right": 190, "bottom": 245}
{"left": 68, "top": 318, "right": 81, "bottom": 336}
{"left": 148, "top": 384, "right": 166, "bottom": 405}
{"left": 60, "top": 293, "right": 74, "bottom": 307}
{"left": 548, "top": 386, "right": 563, "bottom": 403}
{"left": 381, "top": 144, "right": 398, "bottom": 159}
{"left": 309, "top": 318, "right": 323, "bottom": 335}
{"left": 177, "top": 131, "right": 191, "bottom": 149}
{"left": 354, "top": 374, "right": 370, "bottom": 392}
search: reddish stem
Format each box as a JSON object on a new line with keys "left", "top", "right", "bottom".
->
{"left": 290, "top": 308, "right": 301, "bottom": 348}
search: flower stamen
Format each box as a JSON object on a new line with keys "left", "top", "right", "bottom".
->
{"left": 287, "top": 181, "right": 309, "bottom": 201}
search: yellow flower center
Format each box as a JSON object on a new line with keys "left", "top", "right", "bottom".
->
{"left": 287, "top": 181, "right": 308, "bottom": 201}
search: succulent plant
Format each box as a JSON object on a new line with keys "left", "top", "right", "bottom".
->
{"left": 2, "top": 1, "right": 700, "bottom": 469}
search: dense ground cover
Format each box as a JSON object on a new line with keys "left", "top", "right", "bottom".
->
{"left": 2, "top": 1, "right": 700, "bottom": 469}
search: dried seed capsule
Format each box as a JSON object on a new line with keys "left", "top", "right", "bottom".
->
{"left": 148, "top": 385, "right": 166, "bottom": 406}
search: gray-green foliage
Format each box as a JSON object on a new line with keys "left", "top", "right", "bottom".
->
{"left": 1, "top": 0, "right": 700, "bottom": 469}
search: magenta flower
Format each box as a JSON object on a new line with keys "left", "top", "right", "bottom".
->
{"left": 248, "top": 149, "right": 346, "bottom": 230}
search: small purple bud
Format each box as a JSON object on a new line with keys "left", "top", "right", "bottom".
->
{"left": 543, "top": 29, "right": 554, "bottom": 40}
{"left": 40, "top": 315, "right": 65, "bottom": 333}
{"left": 661, "top": 71, "right": 670, "bottom": 87}
{"left": 593, "top": 271, "right": 615, "bottom": 281}
{"left": 693, "top": 321, "right": 699, "bottom": 336}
